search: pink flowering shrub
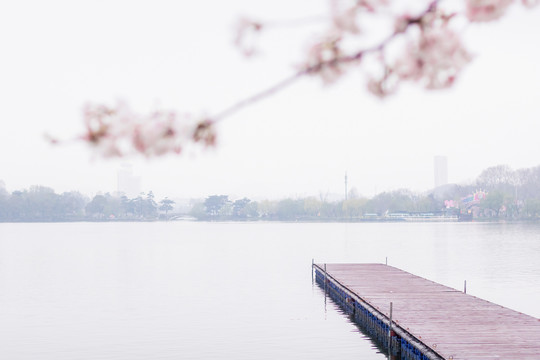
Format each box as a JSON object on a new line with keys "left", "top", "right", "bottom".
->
{"left": 69, "top": 0, "right": 537, "bottom": 157}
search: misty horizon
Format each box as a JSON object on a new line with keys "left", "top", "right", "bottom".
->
{"left": 1, "top": 2, "right": 539, "bottom": 202}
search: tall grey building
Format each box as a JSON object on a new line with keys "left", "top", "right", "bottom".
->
{"left": 434, "top": 156, "right": 448, "bottom": 188}
{"left": 117, "top": 164, "right": 141, "bottom": 198}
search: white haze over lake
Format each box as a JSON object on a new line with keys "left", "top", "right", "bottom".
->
{"left": 1, "top": 1, "right": 539, "bottom": 200}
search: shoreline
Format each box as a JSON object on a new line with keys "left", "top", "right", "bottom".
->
{"left": 1, "top": 217, "right": 539, "bottom": 224}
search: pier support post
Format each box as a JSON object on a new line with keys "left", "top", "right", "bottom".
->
{"left": 324, "top": 264, "right": 327, "bottom": 292}
{"left": 388, "top": 302, "right": 393, "bottom": 359}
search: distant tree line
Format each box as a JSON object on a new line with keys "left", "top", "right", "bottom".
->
{"left": 3, "top": 164, "right": 540, "bottom": 222}
{"left": 190, "top": 164, "right": 540, "bottom": 221}
{"left": 0, "top": 186, "right": 87, "bottom": 222}
{"left": 473, "top": 164, "right": 540, "bottom": 218}
{"left": 189, "top": 191, "right": 447, "bottom": 221}
{"left": 0, "top": 186, "right": 175, "bottom": 222}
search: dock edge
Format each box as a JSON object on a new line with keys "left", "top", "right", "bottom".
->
{"left": 313, "top": 263, "right": 446, "bottom": 360}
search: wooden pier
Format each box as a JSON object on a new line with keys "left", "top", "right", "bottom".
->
{"left": 313, "top": 263, "right": 540, "bottom": 360}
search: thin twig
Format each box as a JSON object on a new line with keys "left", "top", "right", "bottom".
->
{"left": 212, "top": 70, "right": 308, "bottom": 122}
{"left": 212, "top": 0, "right": 439, "bottom": 123}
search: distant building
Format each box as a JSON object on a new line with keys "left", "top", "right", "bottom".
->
{"left": 117, "top": 164, "right": 141, "bottom": 198}
{"left": 434, "top": 156, "right": 448, "bottom": 188}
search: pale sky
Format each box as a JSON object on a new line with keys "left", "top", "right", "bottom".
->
{"left": 1, "top": 1, "right": 539, "bottom": 201}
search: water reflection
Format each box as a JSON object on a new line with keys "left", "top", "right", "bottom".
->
{"left": 0, "top": 221, "right": 538, "bottom": 360}
{"left": 317, "top": 284, "right": 387, "bottom": 356}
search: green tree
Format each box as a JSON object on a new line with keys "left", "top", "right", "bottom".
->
{"left": 189, "top": 201, "right": 206, "bottom": 219}
{"left": 59, "top": 191, "right": 87, "bottom": 218}
{"left": 244, "top": 201, "right": 259, "bottom": 218}
{"left": 26, "top": 186, "right": 61, "bottom": 220}
{"left": 365, "top": 189, "right": 415, "bottom": 214}
{"left": 7, "top": 190, "right": 27, "bottom": 220}
{"left": 204, "top": 195, "right": 230, "bottom": 218}
{"left": 480, "top": 191, "right": 505, "bottom": 217}
{"left": 159, "top": 197, "right": 175, "bottom": 215}
{"left": 257, "top": 199, "right": 277, "bottom": 218}
{"left": 232, "top": 198, "right": 253, "bottom": 219}
{"left": 414, "top": 193, "right": 440, "bottom": 212}
{"left": 86, "top": 195, "right": 107, "bottom": 218}
{"left": 477, "top": 165, "right": 515, "bottom": 190}
{"left": 129, "top": 192, "right": 156, "bottom": 218}
{"left": 102, "top": 193, "right": 122, "bottom": 219}
{"left": 276, "top": 198, "right": 304, "bottom": 220}
{"left": 342, "top": 197, "right": 367, "bottom": 219}
{"left": 523, "top": 199, "right": 540, "bottom": 217}
{"left": 320, "top": 201, "right": 343, "bottom": 219}
{"left": 303, "top": 197, "right": 322, "bottom": 217}
{"left": 515, "top": 165, "right": 540, "bottom": 204}
{"left": 120, "top": 195, "right": 131, "bottom": 217}
{"left": 0, "top": 187, "right": 9, "bottom": 220}
{"left": 141, "top": 191, "right": 158, "bottom": 218}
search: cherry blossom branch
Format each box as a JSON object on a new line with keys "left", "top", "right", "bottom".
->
{"left": 216, "top": 0, "right": 439, "bottom": 121}
{"left": 212, "top": 72, "right": 306, "bottom": 123}
{"left": 66, "top": 0, "right": 537, "bottom": 158}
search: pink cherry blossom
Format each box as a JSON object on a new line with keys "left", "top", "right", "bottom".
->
{"left": 521, "top": 0, "right": 540, "bottom": 7}
{"left": 234, "top": 17, "right": 263, "bottom": 57}
{"left": 366, "top": 54, "right": 399, "bottom": 98}
{"left": 394, "top": 14, "right": 413, "bottom": 34}
{"left": 72, "top": 0, "right": 538, "bottom": 159}
{"left": 394, "top": 23, "right": 472, "bottom": 89}
{"left": 303, "top": 34, "right": 346, "bottom": 84}
{"left": 330, "top": 0, "right": 390, "bottom": 34}
{"left": 192, "top": 119, "right": 217, "bottom": 147}
{"left": 357, "top": 0, "right": 389, "bottom": 12}
{"left": 82, "top": 103, "right": 125, "bottom": 157}
{"left": 465, "top": 0, "right": 514, "bottom": 22}
{"left": 367, "top": 75, "right": 398, "bottom": 98}
{"left": 330, "top": 1, "right": 361, "bottom": 34}
{"left": 81, "top": 102, "right": 215, "bottom": 158}
{"left": 132, "top": 112, "right": 184, "bottom": 157}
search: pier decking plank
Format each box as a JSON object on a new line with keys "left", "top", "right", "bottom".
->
{"left": 315, "top": 263, "right": 540, "bottom": 360}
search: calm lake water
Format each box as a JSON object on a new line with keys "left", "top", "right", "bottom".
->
{"left": 1, "top": 222, "right": 539, "bottom": 359}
